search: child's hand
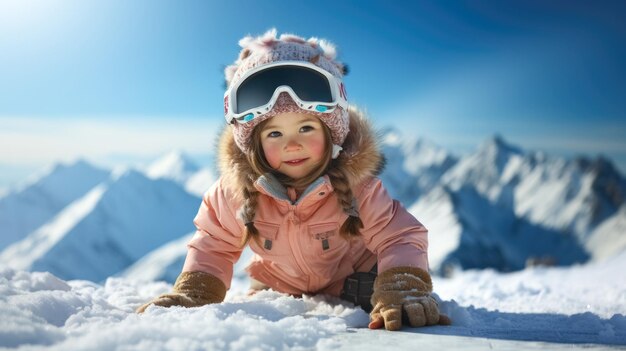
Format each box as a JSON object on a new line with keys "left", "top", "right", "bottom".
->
{"left": 136, "top": 293, "right": 200, "bottom": 313}
{"left": 136, "top": 271, "right": 226, "bottom": 313}
{"left": 368, "top": 267, "right": 451, "bottom": 330}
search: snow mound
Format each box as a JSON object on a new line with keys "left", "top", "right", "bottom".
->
{"left": 2, "top": 255, "right": 626, "bottom": 350}
{"left": 0, "top": 268, "right": 368, "bottom": 350}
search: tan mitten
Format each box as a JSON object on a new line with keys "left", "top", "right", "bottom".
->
{"left": 136, "top": 271, "right": 226, "bottom": 313}
{"left": 369, "top": 266, "right": 451, "bottom": 331}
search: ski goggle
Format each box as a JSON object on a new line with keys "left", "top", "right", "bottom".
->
{"left": 224, "top": 61, "right": 348, "bottom": 124}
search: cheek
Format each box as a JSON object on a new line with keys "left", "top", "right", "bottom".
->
{"left": 307, "top": 135, "right": 327, "bottom": 159}
{"left": 262, "top": 142, "right": 282, "bottom": 169}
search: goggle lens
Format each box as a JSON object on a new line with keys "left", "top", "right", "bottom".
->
{"left": 235, "top": 65, "right": 334, "bottom": 114}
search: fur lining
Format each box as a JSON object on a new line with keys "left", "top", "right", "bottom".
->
{"left": 217, "top": 106, "right": 385, "bottom": 201}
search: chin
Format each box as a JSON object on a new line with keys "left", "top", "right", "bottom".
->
{"left": 285, "top": 173, "right": 305, "bottom": 180}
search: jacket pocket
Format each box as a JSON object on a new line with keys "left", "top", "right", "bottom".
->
{"left": 308, "top": 222, "right": 347, "bottom": 258}
{"left": 251, "top": 220, "right": 280, "bottom": 256}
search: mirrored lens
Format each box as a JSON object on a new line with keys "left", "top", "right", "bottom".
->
{"left": 235, "top": 66, "right": 333, "bottom": 113}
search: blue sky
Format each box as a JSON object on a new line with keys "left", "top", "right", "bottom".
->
{"left": 1, "top": 0, "right": 625, "bottom": 190}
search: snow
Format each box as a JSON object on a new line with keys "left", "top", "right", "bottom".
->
{"left": 2, "top": 253, "right": 625, "bottom": 350}
{"left": 0, "top": 268, "right": 368, "bottom": 350}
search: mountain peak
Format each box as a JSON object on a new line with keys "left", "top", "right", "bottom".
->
{"left": 22, "top": 159, "right": 105, "bottom": 188}
{"left": 111, "top": 166, "right": 144, "bottom": 182}
{"left": 472, "top": 135, "right": 525, "bottom": 172}
{"left": 379, "top": 126, "right": 403, "bottom": 147}
{"left": 574, "top": 155, "right": 622, "bottom": 177}
{"left": 480, "top": 135, "right": 524, "bottom": 156}
{"left": 0, "top": 159, "right": 111, "bottom": 249}
{"left": 18, "top": 159, "right": 109, "bottom": 193}
{"left": 145, "top": 150, "right": 200, "bottom": 182}
{"left": 573, "top": 155, "right": 626, "bottom": 210}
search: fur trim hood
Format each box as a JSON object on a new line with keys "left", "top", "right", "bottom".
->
{"left": 216, "top": 106, "right": 384, "bottom": 200}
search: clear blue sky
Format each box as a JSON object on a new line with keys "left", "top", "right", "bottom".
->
{"left": 1, "top": 0, "right": 625, "bottom": 189}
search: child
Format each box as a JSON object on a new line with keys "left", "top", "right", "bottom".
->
{"left": 137, "top": 29, "right": 450, "bottom": 331}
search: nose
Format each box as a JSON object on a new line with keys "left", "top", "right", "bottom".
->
{"left": 284, "top": 137, "right": 302, "bottom": 151}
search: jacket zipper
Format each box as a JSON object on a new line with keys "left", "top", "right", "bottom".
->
{"left": 286, "top": 204, "right": 318, "bottom": 291}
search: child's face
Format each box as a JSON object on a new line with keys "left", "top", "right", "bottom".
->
{"left": 259, "top": 112, "right": 327, "bottom": 181}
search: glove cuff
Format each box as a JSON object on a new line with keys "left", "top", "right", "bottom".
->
{"left": 173, "top": 271, "right": 227, "bottom": 305}
{"left": 373, "top": 266, "right": 433, "bottom": 293}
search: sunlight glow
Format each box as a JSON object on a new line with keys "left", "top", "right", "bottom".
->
{"left": 0, "top": 0, "right": 61, "bottom": 30}
{"left": 0, "top": 116, "right": 221, "bottom": 166}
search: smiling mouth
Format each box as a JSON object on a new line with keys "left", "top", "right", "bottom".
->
{"left": 284, "top": 158, "right": 308, "bottom": 166}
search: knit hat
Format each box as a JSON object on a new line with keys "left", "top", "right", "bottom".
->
{"left": 224, "top": 29, "right": 350, "bottom": 153}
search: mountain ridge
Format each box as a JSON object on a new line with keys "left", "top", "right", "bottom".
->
{"left": 0, "top": 159, "right": 110, "bottom": 249}
{"left": 1, "top": 132, "right": 624, "bottom": 282}
{"left": 0, "top": 168, "right": 201, "bottom": 282}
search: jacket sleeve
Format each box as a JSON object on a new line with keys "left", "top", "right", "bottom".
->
{"left": 356, "top": 177, "right": 429, "bottom": 273}
{"left": 182, "top": 177, "right": 245, "bottom": 289}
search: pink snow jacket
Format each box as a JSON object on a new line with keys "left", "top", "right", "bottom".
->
{"left": 183, "top": 107, "right": 429, "bottom": 297}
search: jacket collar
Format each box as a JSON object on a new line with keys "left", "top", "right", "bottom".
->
{"left": 255, "top": 173, "right": 333, "bottom": 205}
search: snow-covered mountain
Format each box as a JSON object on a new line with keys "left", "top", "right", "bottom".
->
{"left": 145, "top": 150, "right": 200, "bottom": 183}
{"left": 126, "top": 134, "right": 624, "bottom": 280}
{"left": 0, "top": 168, "right": 201, "bottom": 282}
{"left": 413, "top": 136, "right": 625, "bottom": 271}
{"left": 514, "top": 155, "right": 626, "bottom": 241}
{"left": 1, "top": 134, "right": 624, "bottom": 282}
{"left": 144, "top": 150, "right": 215, "bottom": 196}
{"left": 442, "top": 135, "right": 524, "bottom": 205}
{"left": 586, "top": 206, "right": 626, "bottom": 259}
{"left": 442, "top": 137, "right": 626, "bottom": 241}
{"left": 411, "top": 184, "right": 589, "bottom": 273}
{"left": 379, "top": 128, "right": 457, "bottom": 205}
{"left": 184, "top": 168, "right": 216, "bottom": 196}
{"left": 0, "top": 160, "right": 110, "bottom": 250}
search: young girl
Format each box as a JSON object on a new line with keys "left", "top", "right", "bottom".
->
{"left": 137, "top": 29, "right": 449, "bottom": 331}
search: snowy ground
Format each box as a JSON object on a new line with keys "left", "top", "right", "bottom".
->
{"left": 2, "top": 253, "right": 626, "bottom": 350}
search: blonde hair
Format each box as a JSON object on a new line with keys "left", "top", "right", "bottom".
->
{"left": 239, "top": 117, "right": 363, "bottom": 247}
